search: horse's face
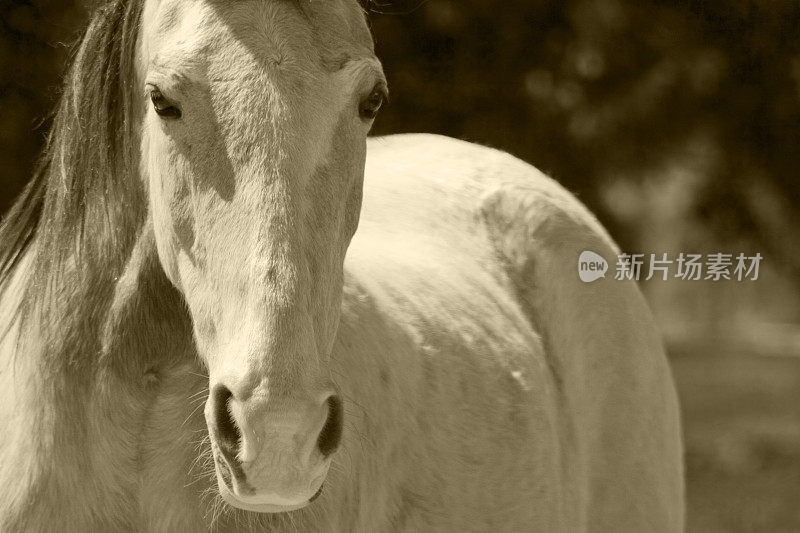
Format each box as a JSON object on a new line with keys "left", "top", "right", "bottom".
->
{"left": 138, "top": 0, "right": 384, "bottom": 512}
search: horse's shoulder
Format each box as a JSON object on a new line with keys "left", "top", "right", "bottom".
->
{"left": 477, "top": 178, "right": 619, "bottom": 282}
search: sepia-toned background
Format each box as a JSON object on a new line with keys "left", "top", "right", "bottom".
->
{"left": 2, "top": 1, "right": 798, "bottom": 530}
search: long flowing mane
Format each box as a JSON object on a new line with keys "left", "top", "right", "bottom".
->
{"left": 0, "top": 0, "right": 143, "bottom": 334}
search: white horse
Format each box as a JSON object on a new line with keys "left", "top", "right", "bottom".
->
{"left": 0, "top": 0, "right": 684, "bottom": 531}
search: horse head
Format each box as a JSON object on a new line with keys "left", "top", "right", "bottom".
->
{"left": 138, "top": 0, "right": 386, "bottom": 512}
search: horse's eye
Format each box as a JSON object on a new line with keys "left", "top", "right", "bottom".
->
{"left": 149, "top": 88, "right": 182, "bottom": 120}
{"left": 359, "top": 85, "right": 387, "bottom": 120}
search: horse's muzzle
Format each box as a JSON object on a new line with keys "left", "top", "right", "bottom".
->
{"left": 205, "top": 384, "right": 343, "bottom": 513}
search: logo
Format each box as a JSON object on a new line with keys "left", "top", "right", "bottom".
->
{"left": 578, "top": 250, "right": 608, "bottom": 283}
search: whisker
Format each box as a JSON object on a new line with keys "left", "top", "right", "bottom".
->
{"left": 181, "top": 399, "right": 207, "bottom": 428}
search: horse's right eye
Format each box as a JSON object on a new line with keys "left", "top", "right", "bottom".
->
{"left": 149, "top": 88, "right": 182, "bottom": 120}
{"left": 359, "top": 85, "right": 388, "bottom": 120}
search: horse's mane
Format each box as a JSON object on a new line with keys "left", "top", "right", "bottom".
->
{"left": 0, "top": 0, "right": 144, "bottom": 303}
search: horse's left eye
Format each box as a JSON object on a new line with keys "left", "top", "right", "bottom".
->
{"left": 359, "top": 85, "right": 387, "bottom": 120}
{"left": 149, "top": 88, "right": 182, "bottom": 120}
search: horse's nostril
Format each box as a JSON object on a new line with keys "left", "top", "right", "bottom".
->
{"left": 316, "top": 395, "right": 343, "bottom": 457}
{"left": 212, "top": 385, "right": 241, "bottom": 461}
{"left": 309, "top": 484, "right": 324, "bottom": 502}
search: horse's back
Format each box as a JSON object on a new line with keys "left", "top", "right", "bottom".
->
{"left": 342, "top": 134, "right": 683, "bottom": 531}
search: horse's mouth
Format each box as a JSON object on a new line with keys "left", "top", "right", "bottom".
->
{"left": 218, "top": 480, "right": 312, "bottom": 513}
{"left": 211, "top": 447, "right": 327, "bottom": 513}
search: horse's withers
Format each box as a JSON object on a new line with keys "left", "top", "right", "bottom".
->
{"left": 138, "top": 0, "right": 384, "bottom": 512}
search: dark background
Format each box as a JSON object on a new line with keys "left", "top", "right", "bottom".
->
{"left": 2, "top": 0, "right": 799, "bottom": 530}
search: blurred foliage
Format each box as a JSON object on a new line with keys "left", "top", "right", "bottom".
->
{"left": 1, "top": 0, "right": 800, "bottom": 281}
{"left": 0, "top": 0, "right": 86, "bottom": 213}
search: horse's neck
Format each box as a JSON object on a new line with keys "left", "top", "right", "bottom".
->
{"left": 0, "top": 230, "right": 205, "bottom": 531}
{"left": 0, "top": 241, "right": 91, "bottom": 529}
{"left": 0, "top": 245, "right": 33, "bottom": 370}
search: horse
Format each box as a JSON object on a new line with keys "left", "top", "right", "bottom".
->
{"left": 0, "top": 0, "right": 684, "bottom": 531}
